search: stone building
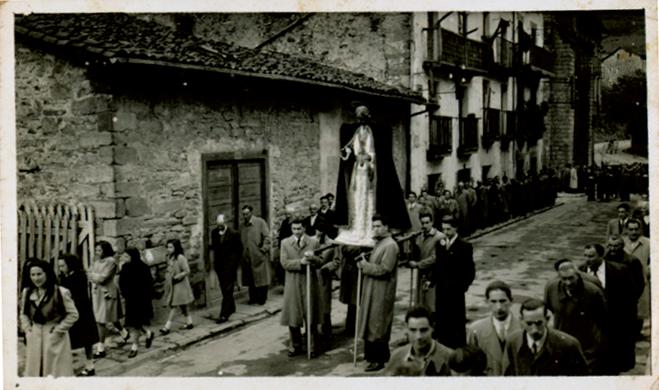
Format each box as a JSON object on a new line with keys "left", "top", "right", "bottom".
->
{"left": 14, "top": 13, "right": 422, "bottom": 311}
{"left": 542, "top": 12, "right": 604, "bottom": 167}
{"left": 409, "top": 12, "right": 554, "bottom": 192}
{"left": 601, "top": 47, "right": 646, "bottom": 88}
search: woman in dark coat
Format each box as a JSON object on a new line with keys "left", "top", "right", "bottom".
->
{"left": 118, "top": 247, "right": 155, "bottom": 358}
{"left": 57, "top": 254, "right": 100, "bottom": 376}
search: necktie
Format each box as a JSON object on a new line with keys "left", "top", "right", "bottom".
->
{"left": 590, "top": 264, "right": 599, "bottom": 276}
{"left": 532, "top": 343, "right": 537, "bottom": 355}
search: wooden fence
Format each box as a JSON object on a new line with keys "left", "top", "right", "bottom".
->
{"left": 17, "top": 202, "right": 95, "bottom": 273}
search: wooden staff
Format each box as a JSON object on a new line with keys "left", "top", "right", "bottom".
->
{"left": 353, "top": 252, "right": 368, "bottom": 366}
{"left": 306, "top": 262, "right": 312, "bottom": 360}
{"left": 354, "top": 265, "right": 362, "bottom": 366}
{"left": 409, "top": 266, "right": 415, "bottom": 307}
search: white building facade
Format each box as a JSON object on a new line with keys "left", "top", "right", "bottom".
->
{"left": 410, "top": 12, "right": 554, "bottom": 193}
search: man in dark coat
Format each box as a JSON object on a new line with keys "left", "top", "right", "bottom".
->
{"left": 210, "top": 213, "right": 243, "bottom": 323}
{"left": 502, "top": 298, "right": 588, "bottom": 376}
{"left": 431, "top": 216, "right": 475, "bottom": 349}
{"left": 334, "top": 104, "right": 411, "bottom": 233}
{"left": 604, "top": 236, "right": 645, "bottom": 371}
{"left": 580, "top": 244, "right": 636, "bottom": 374}
{"left": 544, "top": 259, "right": 608, "bottom": 374}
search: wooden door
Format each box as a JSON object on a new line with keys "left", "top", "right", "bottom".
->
{"left": 202, "top": 154, "right": 268, "bottom": 305}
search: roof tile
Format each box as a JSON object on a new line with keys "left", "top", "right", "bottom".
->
{"left": 15, "top": 13, "right": 422, "bottom": 102}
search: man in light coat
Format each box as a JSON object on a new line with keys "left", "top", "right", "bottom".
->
{"left": 409, "top": 211, "right": 445, "bottom": 313}
{"left": 606, "top": 203, "right": 630, "bottom": 237}
{"left": 240, "top": 205, "right": 271, "bottom": 305}
{"left": 623, "top": 219, "right": 651, "bottom": 334}
{"left": 467, "top": 280, "right": 521, "bottom": 376}
{"left": 356, "top": 214, "right": 400, "bottom": 372}
{"left": 279, "top": 219, "right": 322, "bottom": 357}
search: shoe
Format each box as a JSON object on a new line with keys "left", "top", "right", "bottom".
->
{"left": 364, "top": 362, "right": 384, "bottom": 372}
{"left": 145, "top": 331, "right": 154, "bottom": 349}
{"left": 287, "top": 348, "right": 303, "bottom": 357}
{"left": 93, "top": 350, "right": 106, "bottom": 359}
{"left": 159, "top": 328, "right": 170, "bottom": 335}
{"left": 181, "top": 323, "right": 194, "bottom": 330}
{"left": 117, "top": 332, "right": 130, "bottom": 346}
{"left": 215, "top": 317, "right": 229, "bottom": 324}
{"left": 78, "top": 368, "right": 96, "bottom": 376}
{"left": 128, "top": 349, "right": 138, "bottom": 358}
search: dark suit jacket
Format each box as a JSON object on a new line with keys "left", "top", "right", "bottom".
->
{"left": 210, "top": 226, "right": 243, "bottom": 283}
{"left": 502, "top": 328, "right": 588, "bottom": 376}
{"left": 578, "top": 260, "right": 637, "bottom": 372}
{"left": 604, "top": 251, "right": 645, "bottom": 302}
{"left": 432, "top": 236, "right": 475, "bottom": 348}
{"left": 544, "top": 275, "right": 608, "bottom": 373}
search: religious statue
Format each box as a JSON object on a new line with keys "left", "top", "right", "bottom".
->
{"left": 334, "top": 104, "right": 411, "bottom": 247}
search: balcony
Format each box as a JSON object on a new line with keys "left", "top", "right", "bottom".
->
{"left": 424, "top": 28, "right": 490, "bottom": 76}
{"left": 524, "top": 45, "right": 555, "bottom": 76}
{"left": 427, "top": 116, "right": 453, "bottom": 161}
{"left": 458, "top": 114, "right": 479, "bottom": 158}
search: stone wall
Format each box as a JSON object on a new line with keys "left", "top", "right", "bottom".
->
{"left": 108, "top": 89, "right": 322, "bottom": 262}
{"left": 190, "top": 13, "right": 412, "bottom": 90}
{"left": 15, "top": 43, "right": 118, "bottom": 235}
{"left": 544, "top": 15, "right": 576, "bottom": 168}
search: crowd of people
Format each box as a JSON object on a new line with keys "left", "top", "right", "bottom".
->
{"left": 560, "top": 162, "right": 649, "bottom": 202}
{"left": 19, "top": 239, "right": 194, "bottom": 377}
{"left": 18, "top": 189, "right": 650, "bottom": 377}
{"left": 407, "top": 172, "right": 559, "bottom": 237}
{"left": 386, "top": 203, "right": 650, "bottom": 376}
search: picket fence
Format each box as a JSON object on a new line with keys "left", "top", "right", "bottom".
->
{"left": 17, "top": 201, "right": 95, "bottom": 272}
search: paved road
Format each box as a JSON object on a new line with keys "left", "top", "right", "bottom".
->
{"left": 77, "top": 195, "right": 652, "bottom": 376}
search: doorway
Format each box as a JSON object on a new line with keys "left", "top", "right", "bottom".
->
{"left": 201, "top": 152, "right": 269, "bottom": 305}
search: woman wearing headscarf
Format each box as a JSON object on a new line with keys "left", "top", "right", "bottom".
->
{"left": 118, "top": 247, "right": 155, "bottom": 357}
{"left": 20, "top": 259, "right": 79, "bottom": 377}
{"left": 57, "top": 254, "right": 100, "bottom": 376}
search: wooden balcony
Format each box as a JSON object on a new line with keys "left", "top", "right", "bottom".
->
{"left": 491, "top": 37, "right": 515, "bottom": 69}
{"left": 424, "top": 28, "right": 490, "bottom": 77}
{"left": 526, "top": 45, "right": 555, "bottom": 76}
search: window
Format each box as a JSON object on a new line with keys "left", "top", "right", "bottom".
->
{"left": 459, "top": 114, "right": 479, "bottom": 152}
{"left": 428, "top": 115, "right": 453, "bottom": 160}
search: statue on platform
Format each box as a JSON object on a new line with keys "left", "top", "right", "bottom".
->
{"left": 334, "top": 104, "right": 411, "bottom": 247}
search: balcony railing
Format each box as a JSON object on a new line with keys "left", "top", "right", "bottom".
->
{"left": 427, "top": 116, "right": 453, "bottom": 160}
{"left": 435, "top": 28, "right": 489, "bottom": 72}
{"left": 528, "top": 45, "right": 555, "bottom": 73}
{"left": 458, "top": 114, "right": 479, "bottom": 157}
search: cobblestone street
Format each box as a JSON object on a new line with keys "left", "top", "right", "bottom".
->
{"left": 57, "top": 194, "right": 648, "bottom": 377}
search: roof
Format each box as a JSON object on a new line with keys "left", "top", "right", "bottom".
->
{"left": 15, "top": 13, "right": 424, "bottom": 103}
{"left": 601, "top": 46, "right": 646, "bottom": 62}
